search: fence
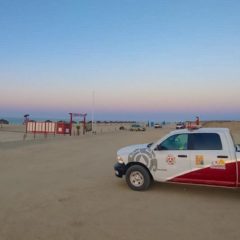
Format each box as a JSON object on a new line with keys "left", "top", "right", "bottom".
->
{"left": 27, "top": 122, "right": 56, "bottom": 134}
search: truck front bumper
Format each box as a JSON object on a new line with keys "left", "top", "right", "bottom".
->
{"left": 114, "top": 162, "right": 126, "bottom": 178}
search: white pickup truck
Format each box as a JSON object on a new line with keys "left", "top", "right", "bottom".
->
{"left": 114, "top": 128, "right": 240, "bottom": 190}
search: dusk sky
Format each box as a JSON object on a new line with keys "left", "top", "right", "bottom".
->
{"left": 0, "top": 0, "right": 240, "bottom": 121}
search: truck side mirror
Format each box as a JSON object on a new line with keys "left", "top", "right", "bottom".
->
{"left": 154, "top": 145, "right": 165, "bottom": 151}
{"left": 154, "top": 145, "right": 160, "bottom": 151}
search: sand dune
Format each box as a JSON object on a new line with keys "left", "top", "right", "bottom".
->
{"left": 203, "top": 121, "right": 240, "bottom": 143}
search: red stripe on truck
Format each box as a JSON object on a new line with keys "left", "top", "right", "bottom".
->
{"left": 168, "top": 162, "right": 238, "bottom": 187}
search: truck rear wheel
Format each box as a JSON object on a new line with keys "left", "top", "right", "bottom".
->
{"left": 126, "top": 165, "right": 151, "bottom": 191}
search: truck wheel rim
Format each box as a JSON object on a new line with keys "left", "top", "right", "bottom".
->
{"left": 130, "top": 171, "right": 144, "bottom": 187}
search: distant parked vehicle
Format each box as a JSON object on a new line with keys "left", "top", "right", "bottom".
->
{"left": 130, "top": 124, "right": 146, "bottom": 131}
{"left": 176, "top": 122, "right": 186, "bottom": 129}
{"left": 154, "top": 123, "right": 162, "bottom": 128}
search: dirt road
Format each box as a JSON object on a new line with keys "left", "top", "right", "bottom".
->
{"left": 0, "top": 126, "right": 240, "bottom": 240}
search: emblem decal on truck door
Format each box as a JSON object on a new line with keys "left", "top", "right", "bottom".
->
{"left": 166, "top": 154, "right": 176, "bottom": 165}
{"left": 128, "top": 148, "right": 158, "bottom": 171}
{"left": 211, "top": 159, "right": 226, "bottom": 169}
{"left": 195, "top": 155, "right": 204, "bottom": 166}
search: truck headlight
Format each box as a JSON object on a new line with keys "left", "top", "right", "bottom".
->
{"left": 117, "top": 156, "right": 124, "bottom": 164}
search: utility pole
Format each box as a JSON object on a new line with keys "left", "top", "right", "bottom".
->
{"left": 91, "top": 90, "right": 95, "bottom": 133}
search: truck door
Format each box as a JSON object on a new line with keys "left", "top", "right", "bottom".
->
{"left": 187, "top": 133, "right": 237, "bottom": 187}
{"left": 153, "top": 133, "right": 191, "bottom": 182}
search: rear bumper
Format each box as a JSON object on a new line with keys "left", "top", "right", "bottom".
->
{"left": 114, "top": 162, "right": 126, "bottom": 178}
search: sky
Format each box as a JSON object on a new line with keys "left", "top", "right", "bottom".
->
{"left": 0, "top": 0, "right": 240, "bottom": 121}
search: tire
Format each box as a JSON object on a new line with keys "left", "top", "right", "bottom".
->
{"left": 126, "top": 165, "right": 152, "bottom": 191}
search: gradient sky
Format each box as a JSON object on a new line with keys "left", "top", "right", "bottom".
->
{"left": 0, "top": 0, "right": 240, "bottom": 121}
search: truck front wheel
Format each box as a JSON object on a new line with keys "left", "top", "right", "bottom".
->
{"left": 126, "top": 165, "right": 151, "bottom": 191}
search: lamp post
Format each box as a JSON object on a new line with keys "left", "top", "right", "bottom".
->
{"left": 24, "top": 114, "right": 30, "bottom": 133}
{"left": 91, "top": 91, "right": 95, "bottom": 134}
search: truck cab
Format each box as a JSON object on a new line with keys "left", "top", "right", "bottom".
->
{"left": 114, "top": 128, "right": 240, "bottom": 190}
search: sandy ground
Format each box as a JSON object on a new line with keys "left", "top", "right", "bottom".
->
{"left": 0, "top": 123, "right": 240, "bottom": 240}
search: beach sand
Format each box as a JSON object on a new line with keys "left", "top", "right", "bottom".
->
{"left": 0, "top": 122, "right": 240, "bottom": 240}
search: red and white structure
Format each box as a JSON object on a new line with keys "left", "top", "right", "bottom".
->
{"left": 69, "top": 113, "right": 87, "bottom": 135}
{"left": 26, "top": 113, "right": 88, "bottom": 136}
{"left": 27, "top": 121, "right": 56, "bottom": 134}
